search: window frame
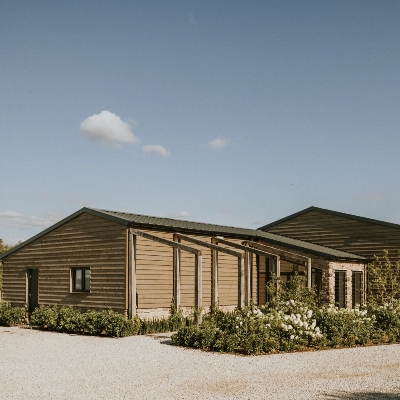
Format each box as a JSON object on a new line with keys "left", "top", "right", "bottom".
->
{"left": 311, "top": 267, "right": 322, "bottom": 297}
{"left": 352, "top": 271, "right": 362, "bottom": 308}
{"left": 71, "top": 267, "right": 91, "bottom": 293}
{"left": 335, "top": 270, "right": 346, "bottom": 308}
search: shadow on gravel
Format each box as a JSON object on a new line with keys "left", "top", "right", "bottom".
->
{"left": 326, "top": 392, "right": 400, "bottom": 399}
{"left": 146, "top": 332, "right": 174, "bottom": 346}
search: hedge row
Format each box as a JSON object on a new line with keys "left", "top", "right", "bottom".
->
{"left": 30, "top": 305, "right": 192, "bottom": 337}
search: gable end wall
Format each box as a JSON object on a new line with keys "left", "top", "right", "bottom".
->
{"left": 264, "top": 210, "right": 400, "bottom": 263}
{"left": 2, "top": 212, "right": 127, "bottom": 311}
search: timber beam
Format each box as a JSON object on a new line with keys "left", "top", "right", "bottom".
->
{"left": 130, "top": 229, "right": 201, "bottom": 255}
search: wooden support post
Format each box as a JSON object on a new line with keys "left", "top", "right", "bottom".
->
{"left": 173, "top": 236, "right": 181, "bottom": 310}
{"left": 307, "top": 258, "right": 312, "bottom": 288}
{"left": 195, "top": 254, "right": 202, "bottom": 324}
{"left": 211, "top": 248, "right": 218, "bottom": 312}
{"left": 238, "top": 256, "right": 245, "bottom": 309}
{"left": 245, "top": 251, "right": 251, "bottom": 306}
{"left": 363, "top": 263, "right": 367, "bottom": 305}
{"left": 276, "top": 255, "right": 280, "bottom": 278}
{"left": 249, "top": 252, "right": 253, "bottom": 302}
{"left": 128, "top": 232, "right": 137, "bottom": 319}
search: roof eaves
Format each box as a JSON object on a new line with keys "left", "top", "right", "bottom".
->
{"left": 253, "top": 231, "right": 366, "bottom": 261}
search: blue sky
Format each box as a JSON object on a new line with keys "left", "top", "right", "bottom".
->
{"left": 1, "top": 1, "right": 400, "bottom": 244}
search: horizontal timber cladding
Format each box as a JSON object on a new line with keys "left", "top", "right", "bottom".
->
{"left": 135, "top": 230, "right": 174, "bottom": 309}
{"left": 135, "top": 231, "right": 211, "bottom": 308}
{"left": 134, "top": 231, "right": 252, "bottom": 309}
{"left": 265, "top": 210, "right": 400, "bottom": 263}
{"left": 2, "top": 212, "right": 127, "bottom": 311}
{"left": 213, "top": 238, "right": 257, "bottom": 304}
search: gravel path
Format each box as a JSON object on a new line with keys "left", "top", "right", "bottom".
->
{"left": 1, "top": 327, "right": 400, "bottom": 399}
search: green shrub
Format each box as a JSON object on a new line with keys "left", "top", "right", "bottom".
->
{"left": 315, "top": 305, "right": 375, "bottom": 347}
{"left": 31, "top": 306, "right": 141, "bottom": 337}
{"left": 266, "top": 273, "right": 319, "bottom": 310}
{"left": 372, "top": 301, "right": 400, "bottom": 342}
{"left": 84, "top": 309, "right": 141, "bottom": 337}
{"left": 0, "top": 302, "right": 25, "bottom": 326}
{"left": 30, "top": 304, "right": 190, "bottom": 337}
{"left": 172, "top": 276, "right": 381, "bottom": 355}
{"left": 367, "top": 250, "right": 400, "bottom": 306}
{"left": 137, "top": 300, "right": 193, "bottom": 334}
{"left": 172, "top": 303, "right": 326, "bottom": 355}
{"left": 30, "top": 305, "right": 60, "bottom": 330}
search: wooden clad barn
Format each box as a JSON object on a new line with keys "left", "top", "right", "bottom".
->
{"left": 0, "top": 207, "right": 366, "bottom": 318}
{"left": 259, "top": 206, "right": 400, "bottom": 264}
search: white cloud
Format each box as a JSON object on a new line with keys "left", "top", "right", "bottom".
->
{"left": 219, "top": 208, "right": 234, "bottom": 215}
{"left": 0, "top": 211, "right": 63, "bottom": 230}
{"left": 80, "top": 110, "right": 139, "bottom": 146}
{"left": 208, "top": 138, "right": 229, "bottom": 149}
{"left": 356, "top": 192, "right": 386, "bottom": 202}
{"left": 166, "top": 212, "right": 192, "bottom": 219}
{"left": 142, "top": 144, "right": 171, "bottom": 157}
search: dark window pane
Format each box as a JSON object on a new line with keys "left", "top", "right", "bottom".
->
{"left": 84, "top": 269, "right": 90, "bottom": 291}
{"left": 311, "top": 268, "right": 322, "bottom": 296}
{"left": 352, "top": 272, "right": 362, "bottom": 308}
{"left": 75, "top": 269, "right": 82, "bottom": 291}
{"left": 335, "top": 271, "right": 346, "bottom": 308}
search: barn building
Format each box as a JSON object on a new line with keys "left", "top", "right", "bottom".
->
{"left": 0, "top": 207, "right": 365, "bottom": 318}
{"left": 260, "top": 206, "right": 400, "bottom": 265}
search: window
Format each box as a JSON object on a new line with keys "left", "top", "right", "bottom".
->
{"left": 352, "top": 271, "right": 362, "bottom": 308}
{"left": 335, "top": 271, "right": 346, "bottom": 308}
{"left": 311, "top": 268, "right": 322, "bottom": 297}
{"left": 72, "top": 268, "right": 90, "bottom": 292}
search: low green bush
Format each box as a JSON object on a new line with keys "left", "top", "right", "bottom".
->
{"left": 30, "top": 303, "right": 191, "bottom": 337}
{"left": 84, "top": 309, "right": 141, "bottom": 337}
{"left": 0, "top": 302, "right": 25, "bottom": 326}
{"left": 31, "top": 306, "right": 141, "bottom": 337}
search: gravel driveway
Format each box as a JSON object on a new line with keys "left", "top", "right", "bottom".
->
{"left": 1, "top": 326, "right": 400, "bottom": 399}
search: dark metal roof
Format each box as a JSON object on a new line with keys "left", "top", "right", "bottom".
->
{"left": 259, "top": 206, "right": 400, "bottom": 232}
{"left": 0, "top": 207, "right": 365, "bottom": 261}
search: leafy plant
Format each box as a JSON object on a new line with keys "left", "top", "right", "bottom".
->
{"left": 314, "top": 305, "right": 374, "bottom": 347}
{"left": 0, "top": 302, "right": 25, "bottom": 326}
{"left": 30, "top": 299, "right": 192, "bottom": 337}
{"left": 367, "top": 250, "right": 400, "bottom": 306}
{"left": 266, "top": 273, "right": 319, "bottom": 310}
{"left": 31, "top": 306, "right": 141, "bottom": 337}
{"left": 372, "top": 300, "right": 400, "bottom": 342}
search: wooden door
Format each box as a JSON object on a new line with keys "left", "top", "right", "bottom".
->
{"left": 28, "top": 269, "right": 39, "bottom": 313}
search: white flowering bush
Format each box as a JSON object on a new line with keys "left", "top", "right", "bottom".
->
{"left": 372, "top": 300, "right": 400, "bottom": 342}
{"left": 172, "top": 302, "right": 327, "bottom": 355}
{"left": 314, "top": 304, "right": 375, "bottom": 347}
{"left": 172, "top": 272, "right": 400, "bottom": 354}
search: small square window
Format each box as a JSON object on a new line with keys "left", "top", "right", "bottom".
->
{"left": 72, "top": 268, "right": 90, "bottom": 292}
